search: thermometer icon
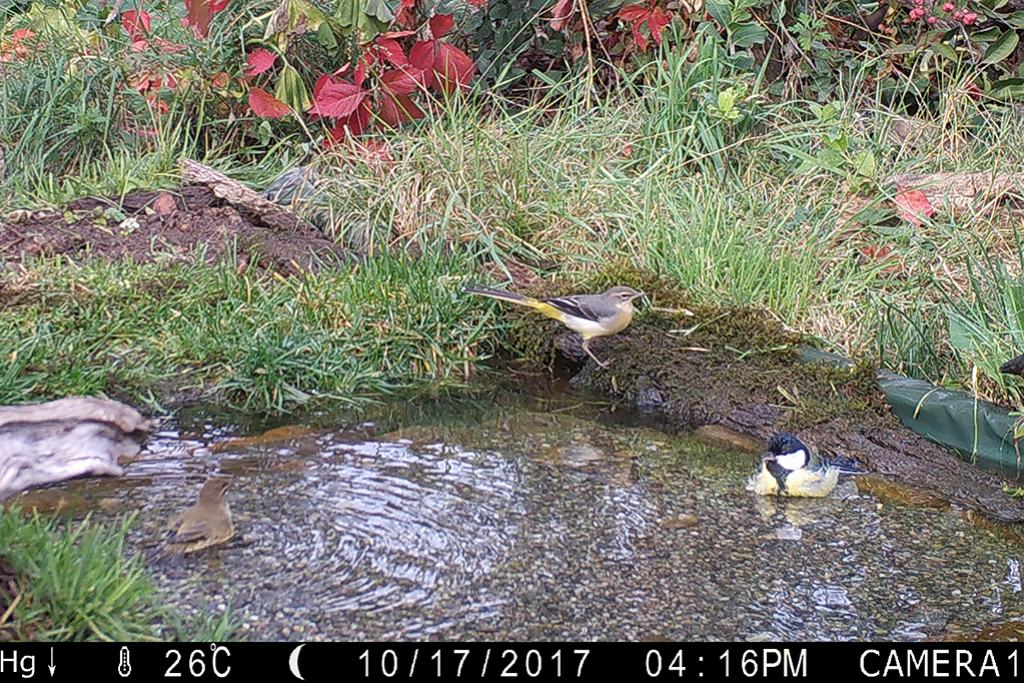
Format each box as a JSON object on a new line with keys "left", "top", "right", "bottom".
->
{"left": 118, "top": 646, "right": 132, "bottom": 677}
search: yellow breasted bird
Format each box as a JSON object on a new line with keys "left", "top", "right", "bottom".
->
{"left": 165, "top": 478, "right": 234, "bottom": 554}
{"left": 748, "top": 433, "right": 861, "bottom": 498}
{"left": 465, "top": 285, "right": 644, "bottom": 368}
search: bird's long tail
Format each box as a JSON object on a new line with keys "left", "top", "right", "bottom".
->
{"left": 464, "top": 286, "right": 538, "bottom": 307}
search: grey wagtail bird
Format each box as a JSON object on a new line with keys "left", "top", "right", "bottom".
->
{"left": 165, "top": 478, "right": 234, "bottom": 554}
{"left": 747, "top": 432, "right": 861, "bottom": 498}
{"left": 465, "top": 285, "right": 644, "bottom": 368}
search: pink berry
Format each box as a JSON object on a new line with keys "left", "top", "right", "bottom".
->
{"left": 963, "top": 11, "right": 977, "bottom": 24}
{"left": 942, "top": 2, "right": 955, "bottom": 10}
{"left": 928, "top": 15, "right": 938, "bottom": 24}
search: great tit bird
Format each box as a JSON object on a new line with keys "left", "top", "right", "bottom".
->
{"left": 748, "top": 432, "right": 860, "bottom": 498}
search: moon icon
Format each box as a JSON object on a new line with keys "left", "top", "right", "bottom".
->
{"left": 288, "top": 643, "right": 306, "bottom": 681}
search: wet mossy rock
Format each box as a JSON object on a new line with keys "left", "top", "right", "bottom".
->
{"left": 503, "top": 268, "right": 1024, "bottom": 524}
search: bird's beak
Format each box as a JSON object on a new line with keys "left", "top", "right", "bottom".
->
{"left": 761, "top": 453, "right": 776, "bottom": 462}
{"left": 634, "top": 291, "right": 647, "bottom": 303}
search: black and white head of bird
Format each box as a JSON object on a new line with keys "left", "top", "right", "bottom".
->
{"left": 762, "top": 432, "right": 811, "bottom": 476}
{"left": 604, "top": 286, "right": 645, "bottom": 308}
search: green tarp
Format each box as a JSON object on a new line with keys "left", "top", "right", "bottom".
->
{"left": 800, "top": 348, "right": 1022, "bottom": 478}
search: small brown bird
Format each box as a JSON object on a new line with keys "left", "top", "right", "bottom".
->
{"left": 165, "top": 478, "right": 234, "bottom": 554}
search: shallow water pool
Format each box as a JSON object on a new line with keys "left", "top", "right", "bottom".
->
{"left": 28, "top": 393, "right": 1024, "bottom": 640}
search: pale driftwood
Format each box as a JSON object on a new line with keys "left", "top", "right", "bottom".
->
{"left": 0, "top": 397, "right": 153, "bottom": 500}
{"left": 887, "top": 171, "right": 1024, "bottom": 216}
{"left": 181, "top": 159, "right": 316, "bottom": 233}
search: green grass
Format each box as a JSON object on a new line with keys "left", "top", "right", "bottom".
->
{"left": 0, "top": 509, "right": 158, "bottom": 640}
{"left": 4, "top": 20, "right": 1024, "bottom": 412}
{"left": 0, "top": 252, "right": 500, "bottom": 412}
{"left": 0, "top": 508, "right": 241, "bottom": 640}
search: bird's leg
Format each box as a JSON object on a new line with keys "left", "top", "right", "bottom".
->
{"left": 581, "top": 338, "right": 609, "bottom": 368}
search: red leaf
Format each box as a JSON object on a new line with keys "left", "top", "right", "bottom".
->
{"left": 648, "top": 7, "right": 671, "bottom": 44}
{"left": 430, "top": 13, "right": 455, "bottom": 38}
{"left": 432, "top": 42, "right": 475, "bottom": 93}
{"left": 327, "top": 100, "right": 373, "bottom": 144}
{"left": 184, "top": 0, "right": 212, "bottom": 38}
{"left": 313, "top": 74, "right": 333, "bottom": 99}
{"left": 245, "top": 48, "right": 276, "bottom": 76}
{"left": 395, "top": 0, "right": 417, "bottom": 27}
{"left": 467, "top": 0, "right": 487, "bottom": 7}
{"left": 380, "top": 67, "right": 422, "bottom": 96}
{"left": 859, "top": 244, "right": 892, "bottom": 260}
{"left": 550, "top": 0, "right": 573, "bottom": 30}
{"left": 375, "top": 38, "right": 408, "bottom": 67}
{"left": 1, "top": 29, "right": 36, "bottom": 62}
{"left": 409, "top": 41, "right": 434, "bottom": 70}
{"left": 378, "top": 92, "right": 425, "bottom": 127}
{"left": 893, "top": 189, "right": 935, "bottom": 226}
{"left": 183, "top": 0, "right": 229, "bottom": 38}
{"left": 409, "top": 40, "right": 436, "bottom": 88}
{"left": 632, "top": 24, "right": 649, "bottom": 51}
{"left": 355, "top": 139, "right": 393, "bottom": 164}
{"left": 310, "top": 80, "right": 368, "bottom": 118}
{"left": 121, "top": 9, "right": 151, "bottom": 40}
{"left": 248, "top": 88, "right": 291, "bottom": 118}
{"left": 617, "top": 4, "right": 650, "bottom": 21}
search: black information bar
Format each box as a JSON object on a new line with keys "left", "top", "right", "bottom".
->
{"left": 0, "top": 642, "right": 1017, "bottom": 682}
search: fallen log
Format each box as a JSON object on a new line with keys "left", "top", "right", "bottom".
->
{"left": 886, "top": 170, "right": 1024, "bottom": 217}
{"left": 0, "top": 397, "right": 152, "bottom": 500}
{"left": 181, "top": 159, "right": 318, "bottom": 234}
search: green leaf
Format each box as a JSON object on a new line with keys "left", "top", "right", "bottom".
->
{"left": 730, "top": 23, "right": 767, "bottom": 48}
{"left": 1008, "top": 11, "right": 1024, "bottom": 29}
{"left": 971, "top": 26, "right": 1003, "bottom": 42}
{"left": 991, "top": 77, "right": 1024, "bottom": 98}
{"left": 274, "top": 64, "right": 311, "bottom": 113}
{"left": 983, "top": 31, "right": 1019, "bottom": 64}
{"left": 816, "top": 148, "right": 846, "bottom": 173}
{"left": 852, "top": 150, "right": 876, "bottom": 180}
{"left": 704, "top": 0, "right": 731, "bottom": 26}
{"left": 947, "top": 311, "right": 980, "bottom": 354}
{"left": 256, "top": 120, "right": 273, "bottom": 146}
{"left": 930, "top": 42, "right": 958, "bottom": 62}
{"left": 364, "top": 0, "right": 394, "bottom": 23}
{"left": 334, "top": 0, "right": 362, "bottom": 28}
{"left": 315, "top": 22, "right": 337, "bottom": 50}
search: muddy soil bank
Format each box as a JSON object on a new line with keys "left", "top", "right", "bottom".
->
{"left": 0, "top": 186, "right": 345, "bottom": 274}
{"left": 534, "top": 303, "right": 1024, "bottom": 525}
